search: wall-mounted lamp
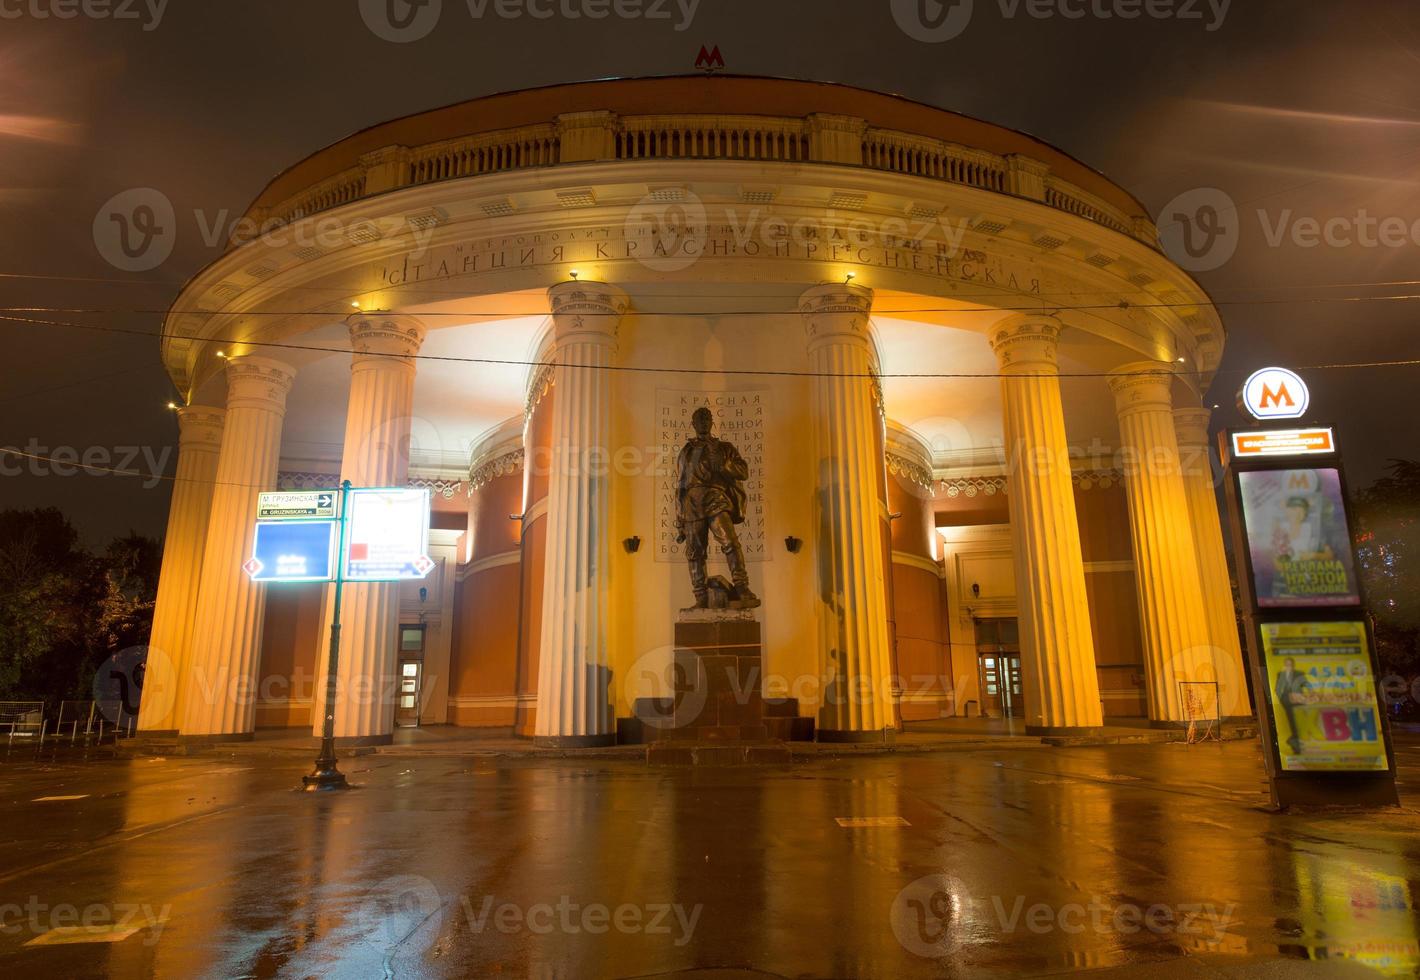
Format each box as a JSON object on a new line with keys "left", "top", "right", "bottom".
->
{"left": 971, "top": 582, "right": 981, "bottom": 599}
{"left": 844, "top": 272, "right": 856, "bottom": 284}
{"left": 623, "top": 535, "right": 641, "bottom": 554}
{"left": 418, "top": 586, "right": 428, "bottom": 604}
{"left": 784, "top": 536, "right": 802, "bottom": 554}
{"left": 569, "top": 269, "right": 580, "bottom": 280}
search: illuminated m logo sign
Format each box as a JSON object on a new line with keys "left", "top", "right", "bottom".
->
{"left": 695, "top": 45, "right": 725, "bottom": 71}
{"left": 1258, "top": 382, "right": 1295, "bottom": 410}
{"left": 1241, "top": 367, "right": 1309, "bottom": 420}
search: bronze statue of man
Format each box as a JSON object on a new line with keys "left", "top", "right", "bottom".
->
{"left": 675, "top": 406, "right": 759, "bottom": 609}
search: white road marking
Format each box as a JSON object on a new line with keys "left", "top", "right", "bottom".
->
{"left": 24, "top": 926, "right": 140, "bottom": 946}
{"left": 835, "top": 816, "right": 909, "bottom": 827}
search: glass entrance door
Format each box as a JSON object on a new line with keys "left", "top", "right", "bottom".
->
{"left": 975, "top": 618, "right": 1023, "bottom": 719}
{"left": 395, "top": 626, "right": 425, "bottom": 728}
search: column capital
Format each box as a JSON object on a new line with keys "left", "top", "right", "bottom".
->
{"left": 547, "top": 281, "right": 628, "bottom": 346}
{"left": 175, "top": 406, "right": 226, "bottom": 450}
{"left": 989, "top": 313, "right": 1063, "bottom": 372}
{"left": 224, "top": 356, "right": 295, "bottom": 414}
{"left": 1172, "top": 407, "right": 1214, "bottom": 450}
{"left": 1107, "top": 360, "right": 1176, "bottom": 415}
{"left": 346, "top": 311, "right": 427, "bottom": 360}
{"left": 800, "top": 282, "right": 874, "bottom": 348}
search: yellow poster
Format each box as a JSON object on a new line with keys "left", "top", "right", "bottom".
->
{"left": 1262, "top": 621, "right": 1388, "bottom": 772}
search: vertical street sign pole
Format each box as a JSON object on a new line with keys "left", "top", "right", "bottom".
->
{"left": 304, "top": 479, "right": 352, "bottom": 792}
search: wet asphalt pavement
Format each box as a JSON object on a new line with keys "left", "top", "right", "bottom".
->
{"left": 1, "top": 736, "right": 1419, "bottom": 979}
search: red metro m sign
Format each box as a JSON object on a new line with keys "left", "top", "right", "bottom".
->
{"left": 1240, "top": 366, "right": 1309, "bottom": 421}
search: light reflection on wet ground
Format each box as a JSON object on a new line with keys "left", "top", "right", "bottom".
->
{"left": 0, "top": 736, "right": 1417, "bottom": 978}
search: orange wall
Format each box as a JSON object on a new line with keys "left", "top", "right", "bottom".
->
{"left": 449, "top": 562, "right": 522, "bottom": 727}
{"left": 449, "top": 467, "right": 526, "bottom": 729}
{"left": 1074, "top": 482, "right": 1148, "bottom": 717}
{"left": 888, "top": 471, "right": 935, "bottom": 558}
{"left": 515, "top": 509, "right": 547, "bottom": 736}
{"left": 469, "top": 471, "right": 523, "bottom": 559}
{"left": 1074, "top": 483, "right": 1133, "bottom": 563}
{"left": 255, "top": 583, "right": 323, "bottom": 728}
{"left": 893, "top": 562, "right": 951, "bottom": 721}
{"left": 936, "top": 491, "right": 1009, "bottom": 527}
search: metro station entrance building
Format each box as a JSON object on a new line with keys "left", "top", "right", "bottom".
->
{"left": 138, "top": 76, "right": 1248, "bottom": 746}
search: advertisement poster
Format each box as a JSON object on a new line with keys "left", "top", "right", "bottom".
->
{"left": 1262, "top": 621, "right": 1388, "bottom": 772}
{"left": 1293, "top": 844, "right": 1419, "bottom": 976}
{"left": 1239, "top": 468, "right": 1360, "bottom": 607}
{"left": 343, "top": 487, "right": 433, "bottom": 581}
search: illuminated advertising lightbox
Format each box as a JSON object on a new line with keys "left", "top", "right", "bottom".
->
{"left": 1238, "top": 467, "right": 1360, "bottom": 607}
{"left": 1262, "top": 621, "right": 1388, "bottom": 772}
{"left": 342, "top": 487, "right": 433, "bottom": 582}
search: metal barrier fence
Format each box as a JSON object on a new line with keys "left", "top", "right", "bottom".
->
{"left": 0, "top": 702, "right": 46, "bottom": 745}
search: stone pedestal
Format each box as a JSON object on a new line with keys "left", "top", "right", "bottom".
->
{"left": 646, "top": 616, "right": 792, "bottom": 764}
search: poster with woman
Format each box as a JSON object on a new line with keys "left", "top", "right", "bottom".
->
{"left": 1239, "top": 467, "right": 1360, "bottom": 607}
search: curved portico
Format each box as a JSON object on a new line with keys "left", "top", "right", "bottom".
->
{"left": 142, "top": 76, "right": 1245, "bottom": 744}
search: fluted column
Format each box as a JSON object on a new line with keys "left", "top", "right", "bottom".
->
{"left": 180, "top": 356, "right": 295, "bottom": 738}
{"left": 1173, "top": 405, "right": 1252, "bottom": 719}
{"left": 311, "top": 312, "right": 427, "bottom": 744}
{"left": 1108, "top": 362, "right": 1211, "bottom": 725}
{"left": 990, "top": 316, "right": 1103, "bottom": 733}
{"left": 533, "top": 282, "right": 626, "bottom": 747}
{"left": 137, "top": 406, "right": 225, "bottom": 734}
{"left": 801, "top": 283, "right": 895, "bottom": 740}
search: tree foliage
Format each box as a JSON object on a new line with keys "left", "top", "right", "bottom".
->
{"left": 1354, "top": 459, "right": 1420, "bottom": 678}
{"left": 0, "top": 509, "right": 160, "bottom": 706}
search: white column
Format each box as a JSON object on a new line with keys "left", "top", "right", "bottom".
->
{"left": 990, "top": 315, "right": 1103, "bottom": 732}
{"left": 801, "top": 283, "right": 895, "bottom": 740}
{"left": 1108, "top": 362, "right": 1212, "bottom": 725}
{"left": 137, "top": 406, "right": 225, "bottom": 734}
{"left": 180, "top": 356, "right": 295, "bottom": 738}
{"left": 1174, "top": 405, "right": 1252, "bottom": 719}
{"left": 533, "top": 282, "right": 626, "bottom": 747}
{"left": 311, "top": 312, "right": 427, "bottom": 744}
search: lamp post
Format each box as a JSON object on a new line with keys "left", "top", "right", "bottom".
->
{"left": 304, "top": 479, "right": 352, "bottom": 791}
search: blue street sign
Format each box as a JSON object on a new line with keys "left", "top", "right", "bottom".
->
{"left": 246, "top": 519, "right": 338, "bottom": 582}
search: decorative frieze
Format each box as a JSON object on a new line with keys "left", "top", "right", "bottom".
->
{"left": 276, "top": 470, "right": 339, "bottom": 491}
{"left": 937, "top": 469, "right": 1126, "bottom": 498}
{"left": 525, "top": 361, "right": 555, "bottom": 417}
{"left": 1071, "top": 468, "right": 1125, "bottom": 490}
{"left": 277, "top": 469, "right": 461, "bottom": 499}
{"left": 941, "top": 476, "right": 1007, "bottom": 499}
{"left": 885, "top": 452, "right": 933, "bottom": 492}
{"left": 409, "top": 477, "right": 463, "bottom": 500}
{"left": 467, "top": 449, "right": 524, "bottom": 493}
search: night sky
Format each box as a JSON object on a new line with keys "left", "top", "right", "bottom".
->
{"left": 3, "top": 0, "right": 1419, "bottom": 544}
